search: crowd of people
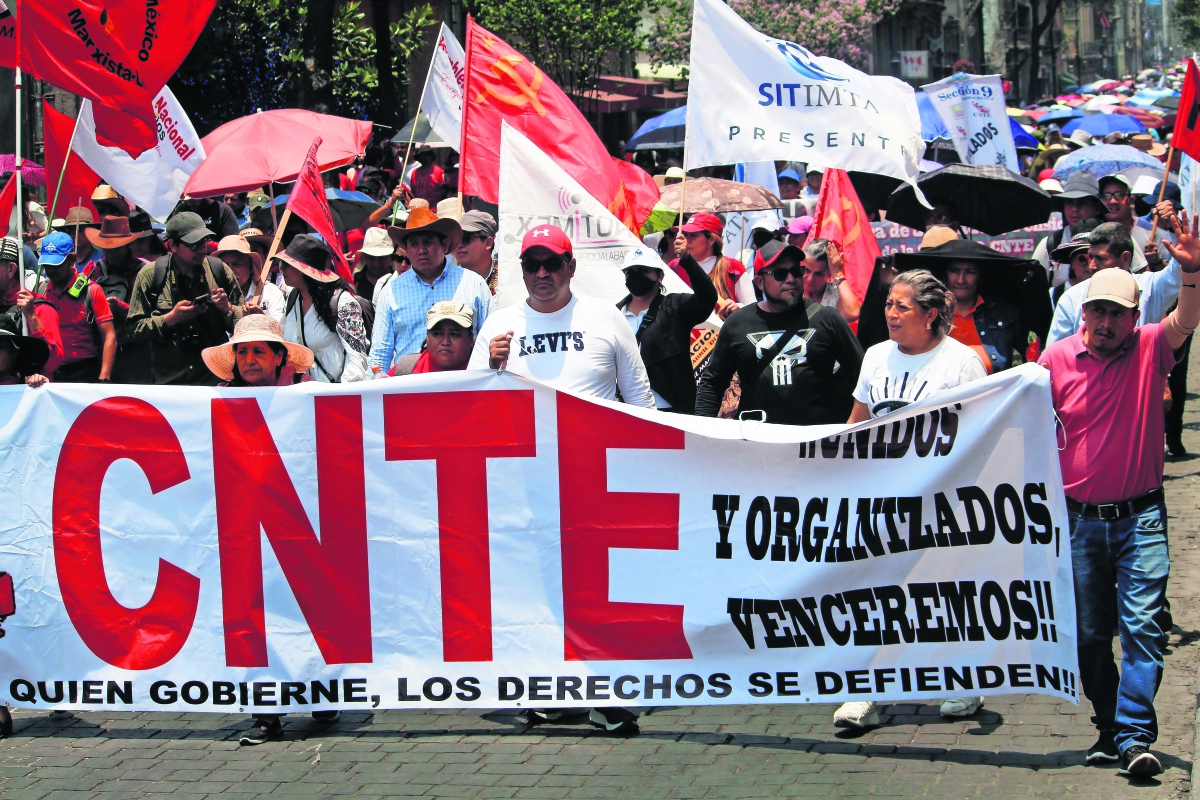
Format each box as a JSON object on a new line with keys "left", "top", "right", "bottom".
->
{"left": 1, "top": 70, "right": 1194, "bottom": 777}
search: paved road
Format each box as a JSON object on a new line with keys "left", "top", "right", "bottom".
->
{"left": 3, "top": 356, "right": 1200, "bottom": 799}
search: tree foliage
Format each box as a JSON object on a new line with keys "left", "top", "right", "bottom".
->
{"left": 466, "top": 0, "right": 649, "bottom": 113}
{"left": 171, "top": 0, "right": 435, "bottom": 133}
{"left": 1178, "top": 0, "right": 1200, "bottom": 49}
{"left": 646, "top": 0, "right": 901, "bottom": 76}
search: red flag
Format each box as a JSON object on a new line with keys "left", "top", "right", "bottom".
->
{"left": 287, "top": 137, "right": 353, "bottom": 284}
{"left": 15, "top": 0, "right": 215, "bottom": 129}
{"left": 1172, "top": 59, "right": 1200, "bottom": 161}
{"left": 810, "top": 168, "right": 880, "bottom": 300}
{"left": 460, "top": 18, "right": 655, "bottom": 232}
{"left": 0, "top": 3, "right": 14, "bottom": 70}
{"left": 43, "top": 100, "right": 101, "bottom": 221}
{"left": 0, "top": 173, "right": 16, "bottom": 237}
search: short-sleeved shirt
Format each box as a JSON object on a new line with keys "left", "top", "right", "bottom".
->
{"left": 1038, "top": 324, "right": 1179, "bottom": 504}
{"left": 854, "top": 336, "right": 987, "bottom": 418}
{"left": 42, "top": 269, "right": 112, "bottom": 363}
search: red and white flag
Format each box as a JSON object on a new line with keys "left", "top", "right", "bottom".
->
{"left": 43, "top": 100, "right": 102, "bottom": 221}
{"left": 288, "top": 138, "right": 353, "bottom": 283}
{"left": 69, "top": 88, "right": 205, "bottom": 220}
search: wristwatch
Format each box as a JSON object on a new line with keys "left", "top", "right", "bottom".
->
{"left": 830, "top": 277, "right": 845, "bottom": 287}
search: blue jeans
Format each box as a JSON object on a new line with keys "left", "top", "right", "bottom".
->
{"left": 1068, "top": 501, "right": 1171, "bottom": 753}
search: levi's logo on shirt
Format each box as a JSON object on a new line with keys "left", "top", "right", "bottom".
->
{"left": 517, "top": 332, "right": 585, "bottom": 356}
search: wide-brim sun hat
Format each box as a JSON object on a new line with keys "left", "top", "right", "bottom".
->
{"left": 272, "top": 233, "right": 340, "bottom": 283}
{"left": 202, "top": 314, "right": 314, "bottom": 381}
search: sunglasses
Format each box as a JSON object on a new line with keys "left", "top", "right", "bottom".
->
{"left": 761, "top": 265, "right": 804, "bottom": 282}
{"left": 460, "top": 232, "right": 489, "bottom": 245}
{"left": 521, "top": 256, "right": 567, "bottom": 274}
{"left": 177, "top": 238, "right": 211, "bottom": 251}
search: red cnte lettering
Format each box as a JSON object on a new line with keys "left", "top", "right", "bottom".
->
{"left": 557, "top": 393, "right": 692, "bottom": 660}
{"left": 52, "top": 397, "right": 200, "bottom": 670}
{"left": 384, "top": 390, "right": 536, "bottom": 662}
{"left": 213, "top": 396, "right": 371, "bottom": 667}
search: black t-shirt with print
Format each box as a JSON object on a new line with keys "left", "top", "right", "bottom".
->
{"left": 695, "top": 299, "right": 864, "bottom": 426}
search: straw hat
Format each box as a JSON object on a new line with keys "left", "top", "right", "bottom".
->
{"left": 85, "top": 215, "right": 141, "bottom": 249}
{"left": 239, "top": 227, "right": 275, "bottom": 250}
{"left": 920, "top": 226, "right": 959, "bottom": 250}
{"left": 272, "top": 234, "right": 340, "bottom": 283}
{"left": 387, "top": 206, "right": 462, "bottom": 251}
{"left": 202, "top": 314, "right": 314, "bottom": 381}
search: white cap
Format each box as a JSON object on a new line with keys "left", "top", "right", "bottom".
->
{"left": 620, "top": 246, "right": 666, "bottom": 271}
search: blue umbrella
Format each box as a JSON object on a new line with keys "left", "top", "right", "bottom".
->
{"left": 1126, "top": 88, "right": 1177, "bottom": 108}
{"left": 1038, "top": 107, "right": 1085, "bottom": 124}
{"left": 273, "top": 188, "right": 379, "bottom": 230}
{"left": 1051, "top": 144, "right": 1165, "bottom": 180}
{"left": 627, "top": 105, "right": 687, "bottom": 150}
{"left": 1010, "top": 117, "right": 1038, "bottom": 149}
{"left": 1061, "top": 113, "right": 1146, "bottom": 136}
{"left": 914, "top": 91, "right": 951, "bottom": 141}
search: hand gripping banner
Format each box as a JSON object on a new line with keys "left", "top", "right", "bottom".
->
{"left": 0, "top": 366, "right": 1076, "bottom": 712}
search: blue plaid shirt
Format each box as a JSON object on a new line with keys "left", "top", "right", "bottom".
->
{"left": 368, "top": 263, "right": 495, "bottom": 371}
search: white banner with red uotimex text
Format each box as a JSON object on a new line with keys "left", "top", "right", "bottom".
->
{"left": 0, "top": 366, "right": 1076, "bottom": 713}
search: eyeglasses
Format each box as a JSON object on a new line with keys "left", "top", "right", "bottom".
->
{"left": 1099, "top": 191, "right": 1129, "bottom": 201}
{"left": 762, "top": 265, "right": 804, "bottom": 282}
{"left": 178, "top": 238, "right": 210, "bottom": 251}
{"left": 521, "top": 256, "right": 567, "bottom": 274}
{"left": 460, "top": 232, "right": 489, "bottom": 245}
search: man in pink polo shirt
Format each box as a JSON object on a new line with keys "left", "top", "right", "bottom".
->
{"left": 1038, "top": 211, "right": 1200, "bottom": 778}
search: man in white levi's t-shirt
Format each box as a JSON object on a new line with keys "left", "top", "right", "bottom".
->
{"left": 469, "top": 224, "right": 654, "bottom": 409}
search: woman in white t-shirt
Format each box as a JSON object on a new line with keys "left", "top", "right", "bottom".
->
{"left": 835, "top": 269, "right": 988, "bottom": 731}
{"left": 847, "top": 269, "right": 987, "bottom": 423}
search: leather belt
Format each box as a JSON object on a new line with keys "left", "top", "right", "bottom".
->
{"left": 1065, "top": 489, "right": 1164, "bottom": 521}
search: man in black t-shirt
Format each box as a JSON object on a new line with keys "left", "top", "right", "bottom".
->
{"left": 696, "top": 240, "right": 863, "bottom": 425}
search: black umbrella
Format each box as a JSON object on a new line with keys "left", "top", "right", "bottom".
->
{"left": 847, "top": 172, "right": 902, "bottom": 213}
{"left": 885, "top": 163, "right": 1053, "bottom": 235}
{"left": 1153, "top": 95, "right": 1180, "bottom": 110}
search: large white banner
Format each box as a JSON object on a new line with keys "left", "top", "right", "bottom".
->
{"left": 0, "top": 367, "right": 1076, "bottom": 713}
{"left": 496, "top": 123, "right": 691, "bottom": 307}
{"left": 422, "top": 23, "right": 466, "bottom": 150}
{"left": 72, "top": 87, "right": 206, "bottom": 221}
{"left": 685, "top": 0, "right": 924, "bottom": 186}
{"left": 921, "top": 74, "right": 1018, "bottom": 172}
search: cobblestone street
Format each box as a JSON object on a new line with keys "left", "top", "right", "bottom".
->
{"left": 3, "top": 355, "right": 1200, "bottom": 799}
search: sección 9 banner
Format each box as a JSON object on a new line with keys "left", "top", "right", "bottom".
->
{"left": 0, "top": 366, "right": 1075, "bottom": 712}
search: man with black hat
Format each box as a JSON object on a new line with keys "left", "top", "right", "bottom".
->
{"left": 695, "top": 240, "right": 863, "bottom": 425}
{"left": 368, "top": 207, "right": 492, "bottom": 374}
{"left": 454, "top": 211, "right": 498, "bottom": 291}
{"left": 128, "top": 209, "right": 168, "bottom": 263}
{"left": 1049, "top": 220, "right": 1104, "bottom": 308}
{"left": 125, "top": 212, "right": 245, "bottom": 385}
{"left": 169, "top": 195, "right": 240, "bottom": 239}
{"left": 1033, "top": 172, "right": 1106, "bottom": 281}
{"left": 0, "top": 313, "right": 52, "bottom": 388}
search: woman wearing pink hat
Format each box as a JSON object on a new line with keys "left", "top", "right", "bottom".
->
{"left": 202, "top": 314, "right": 313, "bottom": 387}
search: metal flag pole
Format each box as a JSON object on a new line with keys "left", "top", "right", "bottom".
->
{"left": 393, "top": 42, "right": 441, "bottom": 226}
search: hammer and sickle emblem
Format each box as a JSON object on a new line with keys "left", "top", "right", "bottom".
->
{"left": 820, "top": 198, "right": 861, "bottom": 247}
{"left": 475, "top": 54, "right": 547, "bottom": 116}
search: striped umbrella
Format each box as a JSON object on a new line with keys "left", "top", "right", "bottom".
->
{"left": 0, "top": 156, "right": 46, "bottom": 187}
{"left": 1112, "top": 105, "right": 1164, "bottom": 128}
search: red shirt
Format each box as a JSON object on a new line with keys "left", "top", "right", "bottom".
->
{"left": 42, "top": 269, "right": 113, "bottom": 364}
{"left": 411, "top": 164, "right": 445, "bottom": 206}
{"left": 2, "top": 293, "right": 64, "bottom": 376}
{"left": 1038, "top": 323, "right": 1178, "bottom": 503}
{"left": 669, "top": 256, "right": 746, "bottom": 300}
{"left": 949, "top": 297, "right": 991, "bottom": 375}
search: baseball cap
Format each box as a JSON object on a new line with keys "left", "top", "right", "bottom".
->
{"left": 620, "top": 247, "right": 664, "bottom": 271}
{"left": 681, "top": 212, "right": 723, "bottom": 236}
{"left": 778, "top": 168, "right": 802, "bottom": 183}
{"left": 521, "top": 224, "right": 572, "bottom": 256}
{"left": 1098, "top": 173, "right": 1133, "bottom": 191}
{"left": 664, "top": 167, "right": 685, "bottom": 179}
{"left": 38, "top": 231, "right": 75, "bottom": 266}
{"left": 359, "top": 226, "right": 394, "bottom": 258}
{"left": 165, "top": 211, "right": 215, "bottom": 244}
{"left": 0, "top": 236, "right": 19, "bottom": 264}
{"left": 787, "top": 216, "right": 814, "bottom": 235}
{"left": 460, "top": 211, "right": 497, "bottom": 238}
{"left": 755, "top": 239, "right": 803, "bottom": 272}
{"left": 247, "top": 191, "right": 272, "bottom": 211}
{"left": 806, "top": 164, "right": 825, "bottom": 175}
{"left": 426, "top": 300, "right": 474, "bottom": 331}
{"left": 1085, "top": 268, "right": 1140, "bottom": 308}
{"left": 1039, "top": 178, "right": 1065, "bottom": 194}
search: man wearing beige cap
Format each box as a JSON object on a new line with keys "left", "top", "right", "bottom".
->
{"left": 454, "top": 211, "right": 497, "bottom": 291}
{"left": 1038, "top": 213, "right": 1200, "bottom": 777}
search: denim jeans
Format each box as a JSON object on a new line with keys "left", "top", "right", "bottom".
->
{"left": 1068, "top": 500, "right": 1171, "bottom": 753}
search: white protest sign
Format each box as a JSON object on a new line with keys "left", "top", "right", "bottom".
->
{"left": 71, "top": 87, "right": 206, "bottom": 220}
{"left": 921, "top": 74, "right": 1019, "bottom": 172}
{"left": 422, "top": 23, "right": 466, "bottom": 149}
{"left": 496, "top": 122, "right": 691, "bottom": 307}
{"left": 685, "top": 0, "right": 924, "bottom": 186}
{"left": 0, "top": 367, "right": 1076, "bottom": 712}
